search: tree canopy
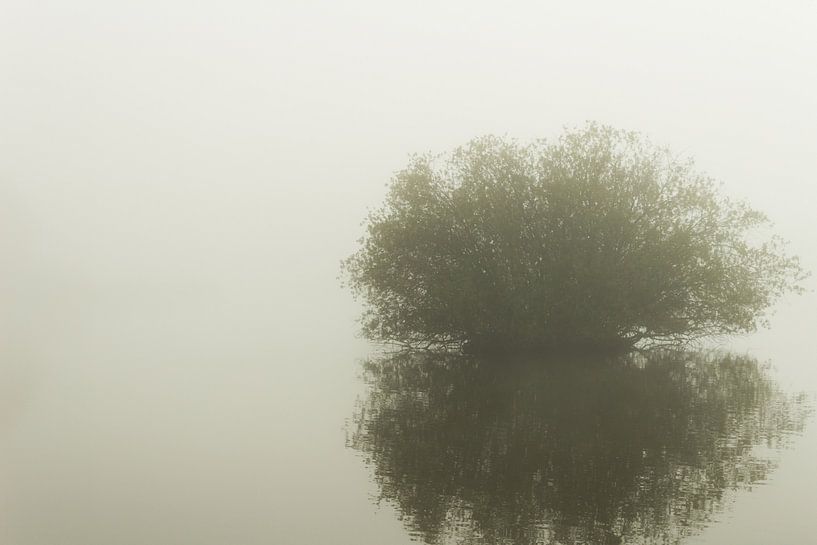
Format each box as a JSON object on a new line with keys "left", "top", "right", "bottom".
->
{"left": 344, "top": 124, "right": 806, "bottom": 353}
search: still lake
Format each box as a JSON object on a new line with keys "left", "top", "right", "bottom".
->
{"left": 1, "top": 276, "right": 815, "bottom": 545}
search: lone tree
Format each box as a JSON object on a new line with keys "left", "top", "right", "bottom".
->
{"left": 344, "top": 124, "right": 806, "bottom": 353}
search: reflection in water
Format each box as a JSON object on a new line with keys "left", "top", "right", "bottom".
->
{"left": 349, "top": 351, "right": 810, "bottom": 545}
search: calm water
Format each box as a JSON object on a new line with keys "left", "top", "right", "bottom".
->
{"left": 351, "top": 350, "right": 812, "bottom": 545}
{"left": 1, "top": 282, "right": 815, "bottom": 545}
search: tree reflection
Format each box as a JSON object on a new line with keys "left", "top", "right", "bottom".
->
{"left": 349, "top": 351, "right": 809, "bottom": 545}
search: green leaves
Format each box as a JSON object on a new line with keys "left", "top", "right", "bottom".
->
{"left": 344, "top": 124, "right": 807, "bottom": 352}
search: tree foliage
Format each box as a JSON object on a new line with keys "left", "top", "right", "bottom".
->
{"left": 344, "top": 124, "right": 806, "bottom": 352}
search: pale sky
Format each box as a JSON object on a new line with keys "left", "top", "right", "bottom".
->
{"left": 4, "top": 0, "right": 816, "bottom": 357}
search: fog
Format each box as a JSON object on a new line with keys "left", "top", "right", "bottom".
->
{"left": 1, "top": 1, "right": 816, "bottom": 544}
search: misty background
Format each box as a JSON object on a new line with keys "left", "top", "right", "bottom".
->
{"left": 1, "top": 1, "right": 816, "bottom": 544}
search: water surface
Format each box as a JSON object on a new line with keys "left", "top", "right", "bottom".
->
{"left": 351, "top": 350, "right": 811, "bottom": 544}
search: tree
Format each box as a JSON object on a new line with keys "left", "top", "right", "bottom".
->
{"left": 343, "top": 124, "right": 806, "bottom": 353}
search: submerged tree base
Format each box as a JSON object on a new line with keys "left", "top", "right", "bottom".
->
{"left": 461, "top": 336, "right": 640, "bottom": 358}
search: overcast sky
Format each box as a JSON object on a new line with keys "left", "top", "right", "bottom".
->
{"left": 2, "top": 0, "right": 815, "bottom": 270}
{"left": 3, "top": 0, "right": 815, "bottom": 350}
